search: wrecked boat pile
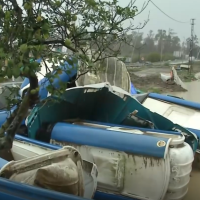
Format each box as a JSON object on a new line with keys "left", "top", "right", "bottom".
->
{"left": 0, "top": 57, "right": 199, "bottom": 200}
{"left": 23, "top": 82, "right": 197, "bottom": 200}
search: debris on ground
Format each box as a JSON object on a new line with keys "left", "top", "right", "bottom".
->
{"left": 129, "top": 73, "right": 187, "bottom": 93}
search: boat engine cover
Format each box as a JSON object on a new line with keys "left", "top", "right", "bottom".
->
{"left": 0, "top": 146, "right": 84, "bottom": 197}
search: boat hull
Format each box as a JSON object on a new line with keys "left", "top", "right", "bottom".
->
{"left": 141, "top": 93, "right": 200, "bottom": 150}
{"left": 160, "top": 73, "right": 171, "bottom": 82}
{"left": 0, "top": 178, "right": 89, "bottom": 200}
{"left": 0, "top": 136, "right": 98, "bottom": 200}
{"left": 49, "top": 122, "right": 193, "bottom": 200}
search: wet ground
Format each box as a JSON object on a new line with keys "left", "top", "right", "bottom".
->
{"left": 183, "top": 163, "right": 200, "bottom": 200}
{"left": 129, "top": 72, "right": 186, "bottom": 93}
{"left": 168, "top": 79, "right": 200, "bottom": 103}
{"left": 128, "top": 65, "right": 199, "bottom": 93}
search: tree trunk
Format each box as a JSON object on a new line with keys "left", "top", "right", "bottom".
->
{"left": 0, "top": 75, "right": 38, "bottom": 150}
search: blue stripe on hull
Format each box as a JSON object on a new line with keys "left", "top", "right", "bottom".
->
{"left": 51, "top": 122, "right": 169, "bottom": 158}
{"left": 20, "top": 59, "right": 78, "bottom": 100}
{"left": 94, "top": 191, "right": 139, "bottom": 200}
{"left": 15, "top": 134, "right": 61, "bottom": 150}
{"left": 149, "top": 93, "right": 200, "bottom": 110}
{"left": 187, "top": 128, "right": 200, "bottom": 138}
{"left": 0, "top": 178, "right": 89, "bottom": 200}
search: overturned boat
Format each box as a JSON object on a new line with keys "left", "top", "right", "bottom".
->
{"left": 22, "top": 82, "right": 197, "bottom": 200}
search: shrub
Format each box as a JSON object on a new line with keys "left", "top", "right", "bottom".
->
{"left": 162, "top": 54, "right": 175, "bottom": 61}
{"left": 147, "top": 53, "right": 160, "bottom": 62}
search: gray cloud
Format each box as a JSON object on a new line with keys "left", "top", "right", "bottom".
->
{"left": 120, "top": 0, "right": 198, "bottom": 41}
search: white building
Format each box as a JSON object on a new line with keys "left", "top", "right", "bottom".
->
{"left": 173, "top": 51, "right": 183, "bottom": 58}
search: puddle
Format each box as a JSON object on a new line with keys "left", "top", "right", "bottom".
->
{"left": 167, "top": 80, "right": 200, "bottom": 103}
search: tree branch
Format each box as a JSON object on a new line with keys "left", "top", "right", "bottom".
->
{"left": 0, "top": 73, "right": 38, "bottom": 149}
{"left": 0, "top": 106, "right": 20, "bottom": 137}
{"left": 30, "top": 40, "right": 77, "bottom": 52}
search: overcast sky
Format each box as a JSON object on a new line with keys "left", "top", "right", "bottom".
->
{"left": 16, "top": 0, "right": 198, "bottom": 42}
{"left": 121, "top": 0, "right": 199, "bottom": 42}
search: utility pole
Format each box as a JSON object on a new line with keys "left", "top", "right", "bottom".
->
{"left": 197, "top": 48, "right": 200, "bottom": 60}
{"left": 189, "top": 19, "right": 195, "bottom": 73}
{"left": 160, "top": 30, "right": 163, "bottom": 62}
{"left": 160, "top": 30, "right": 165, "bottom": 62}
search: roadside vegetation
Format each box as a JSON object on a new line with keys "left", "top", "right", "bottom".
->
{"left": 132, "top": 53, "right": 175, "bottom": 63}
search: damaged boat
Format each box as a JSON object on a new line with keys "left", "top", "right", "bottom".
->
{"left": 0, "top": 58, "right": 199, "bottom": 199}
{"left": 22, "top": 82, "right": 197, "bottom": 200}
{"left": 135, "top": 93, "right": 200, "bottom": 149}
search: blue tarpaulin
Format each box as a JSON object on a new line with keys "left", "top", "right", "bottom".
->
{"left": 130, "top": 82, "right": 137, "bottom": 95}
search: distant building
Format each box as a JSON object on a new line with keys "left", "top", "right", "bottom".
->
{"left": 173, "top": 51, "right": 183, "bottom": 58}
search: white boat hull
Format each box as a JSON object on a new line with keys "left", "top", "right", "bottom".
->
{"left": 142, "top": 97, "right": 200, "bottom": 134}
{"left": 160, "top": 73, "right": 171, "bottom": 82}
{"left": 49, "top": 121, "right": 194, "bottom": 200}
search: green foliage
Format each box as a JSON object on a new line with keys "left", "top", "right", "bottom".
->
{"left": 146, "top": 53, "right": 174, "bottom": 63}
{"left": 147, "top": 53, "right": 160, "bottom": 62}
{"left": 162, "top": 54, "right": 175, "bottom": 61}
{"left": 0, "top": 0, "right": 138, "bottom": 108}
{"left": 164, "top": 62, "right": 169, "bottom": 67}
{"left": 120, "top": 28, "right": 184, "bottom": 57}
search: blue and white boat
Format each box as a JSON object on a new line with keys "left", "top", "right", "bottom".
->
{"left": 137, "top": 93, "right": 200, "bottom": 152}
{"left": 1, "top": 57, "right": 199, "bottom": 153}
{"left": 0, "top": 58, "right": 199, "bottom": 200}
{"left": 23, "top": 82, "right": 197, "bottom": 200}
{"left": 0, "top": 126, "right": 193, "bottom": 200}
{"left": 0, "top": 135, "right": 98, "bottom": 200}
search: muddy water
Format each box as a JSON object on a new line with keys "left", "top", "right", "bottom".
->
{"left": 168, "top": 80, "right": 200, "bottom": 103}
{"left": 166, "top": 80, "right": 200, "bottom": 200}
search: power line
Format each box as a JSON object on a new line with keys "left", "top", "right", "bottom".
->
{"left": 149, "top": 0, "right": 190, "bottom": 24}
